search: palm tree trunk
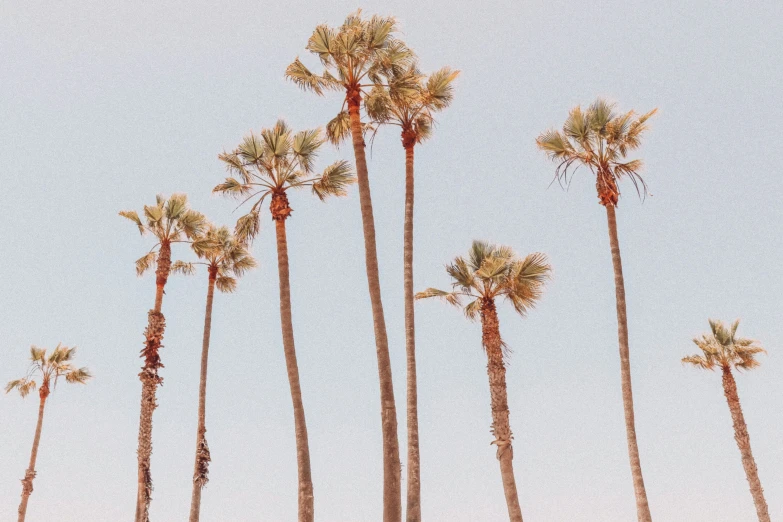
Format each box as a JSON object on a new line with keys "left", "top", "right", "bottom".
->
{"left": 403, "top": 142, "right": 421, "bottom": 522}
{"left": 605, "top": 204, "right": 652, "bottom": 522}
{"left": 480, "top": 299, "right": 523, "bottom": 522}
{"left": 347, "top": 94, "right": 401, "bottom": 522}
{"left": 189, "top": 269, "right": 217, "bottom": 522}
{"left": 136, "top": 241, "right": 170, "bottom": 522}
{"left": 721, "top": 366, "right": 770, "bottom": 522}
{"left": 273, "top": 200, "right": 314, "bottom": 522}
{"left": 17, "top": 389, "right": 48, "bottom": 522}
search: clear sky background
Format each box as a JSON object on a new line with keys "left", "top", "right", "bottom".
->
{"left": 1, "top": 1, "right": 782, "bottom": 521}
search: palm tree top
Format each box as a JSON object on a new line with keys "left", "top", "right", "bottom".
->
{"left": 6, "top": 344, "right": 91, "bottom": 398}
{"left": 536, "top": 98, "right": 657, "bottom": 206}
{"left": 171, "top": 224, "right": 257, "bottom": 293}
{"left": 214, "top": 119, "right": 356, "bottom": 242}
{"left": 416, "top": 240, "right": 551, "bottom": 321}
{"left": 683, "top": 319, "right": 767, "bottom": 372}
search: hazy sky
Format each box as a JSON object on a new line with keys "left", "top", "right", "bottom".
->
{"left": 1, "top": 1, "right": 782, "bottom": 521}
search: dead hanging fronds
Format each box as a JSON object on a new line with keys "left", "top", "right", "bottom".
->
{"left": 194, "top": 430, "right": 212, "bottom": 489}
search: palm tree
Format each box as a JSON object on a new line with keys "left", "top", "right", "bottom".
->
{"left": 172, "top": 225, "right": 256, "bottom": 522}
{"left": 120, "top": 194, "right": 208, "bottom": 522}
{"left": 536, "top": 99, "right": 656, "bottom": 522}
{"left": 365, "top": 64, "right": 459, "bottom": 522}
{"left": 682, "top": 319, "right": 770, "bottom": 522}
{"left": 214, "top": 120, "right": 355, "bottom": 522}
{"left": 416, "top": 241, "right": 550, "bottom": 522}
{"left": 286, "top": 13, "right": 413, "bottom": 519}
{"left": 6, "top": 344, "right": 91, "bottom": 522}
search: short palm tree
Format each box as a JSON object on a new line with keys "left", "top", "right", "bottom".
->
{"left": 364, "top": 63, "right": 459, "bottom": 522}
{"left": 682, "top": 319, "right": 770, "bottom": 522}
{"left": 120, "top": 194, "right": 208, "bottom": 522}
{"left": 214, "top": 120, "right": 354, "bottom": 522}
{"left": 6, "top": 344, "right": 91, "bottom": 522}
{"left": 536, "top": 99, "right": 656, "bottom": 522}
{"left": 416, "top": 241, "right": 550, "bottom": 522}
{"left": 172, "top": 225, "right": 256, "bottom": 522}
{"left": 286, "top": 13, "right": 413, "bottom": 519}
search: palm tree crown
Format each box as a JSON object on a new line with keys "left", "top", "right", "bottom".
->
{"left": 536, "top": 98, "right": 657, "bottom": 206}
{"left": 683, "top": 319, "right": 767, "bottom": 371}
{"left": 6, "top": 344, "right": 91, "bottom": 398}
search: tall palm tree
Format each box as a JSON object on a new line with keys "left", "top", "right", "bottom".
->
{"left": 536, "top": 99, "right": 656, "bottom": 522}
{"left": 6, "top": 344, "right": 91, "bottom": 522}
{"left": 214, "top": 120, "right": 355, "bottom": 522}
{"left": 120, "top": 194, "right": 208, "bottom": 522}
{"left": 364, "top": 64, "right": 459, "bottom": 522}
{"left": 286, "top": 13, "right": 413, "bottom": 519}
{"left": 172, "top": 225, "right": 256, "bottom": 522}
{"left": 682, "top": 319, "right": 770, "bottom": 522}
{"left": 416, "top": 241, "right": 550, "bottom": 522}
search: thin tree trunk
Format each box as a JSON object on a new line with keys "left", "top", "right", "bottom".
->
{"left": 189, "top": 270, "right": 217, "bottom": 522}
{"left": 347, "top": 95, "right": 401, "bottom": 522}
{"left": 136, "top": 241, "right": 170, "bottom": 522}
{"left": 403, "top": 142, "right": 421, "bottom": 522}
{"left": 605, "top": 204, "right": 652, "bottom": 522}
{"left": 273, "top": 204, "right": 314, "bottom": 522}
{"left": 721, "top": 366, "right": 770, "bottom": 522}
{"left": 480, "top": 299, "right": 523, "bottom": 522}
{"left": 17, "top": 388, "right": 48, "bottom": 522}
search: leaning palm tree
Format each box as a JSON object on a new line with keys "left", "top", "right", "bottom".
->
{"left": 173, "top": 225, "right": 256, "bottom": 522}
{"left": 6, "top": 344, "right": 91, "bottom": 522}
{"left": 416, "top": 241, "right": 550, "bottom": 522}
{"left": 682, "top": 319, "right": 770, "bottom": 522}
{"left": 214, "top": 120, "right": 355, "bottom": 522}
{"left": 364, "top": 63, "right": 459, "bottom": 522}
{"left": 120, "top": 194, "right": 208, "bottom": 522}
{"left": 286, "top": 13, "right": 413, "bottom": 519}
{"left": 536, "top": 99, "right": 656, "bottom": 522}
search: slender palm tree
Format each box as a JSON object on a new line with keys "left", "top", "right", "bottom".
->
{"left": 6, "top": 344, "right": 91, "bottom": 522}
{"left": 286, "top": 13, "right": 413, "bottom": 519}
{"left": 682, "top": 319, "right": 770, "bottom": 522}
{"left": 416, "top": 241, "right": 550, "bottom": 522}
{"left": 364, "top": 64, "right": 459, "bottom": 522}
{"left": 536, "top": 99, "right": 656, "bottom": 522}
{"left": 172, "top": 225, "right": 256, "bottom": 522}
{"left": 214, "top": 120, "right": 355, "bottom": 522}
{"left": 120, "top": 194, "right": 208, "bottom": 522}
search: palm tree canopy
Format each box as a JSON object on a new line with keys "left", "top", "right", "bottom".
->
{"left": 416, "top": 240, "right": 551, "bottom": 321}
{"left": 119, "top": 193, "right": 210, "bottom": 275}
{"left": 171, "top": 224, "right": 257, "bottom": 293}
{"left": 6, "top": 343, "right": 91, "bottom": 397}
{"left": 683, "top": 319, "right": 767, "bottom": 372}
{"left": 536, "top": 98, "right": 657, "bottom": 206}
{"left": 213, "top": 120, "right": 356, "bottom": 243}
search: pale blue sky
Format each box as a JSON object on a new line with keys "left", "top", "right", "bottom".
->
{"left": 1, "top": 1, "right": 782, "bottom": 521}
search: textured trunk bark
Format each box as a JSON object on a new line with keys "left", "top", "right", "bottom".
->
{"left": 605, "top": 204, "right": 652, "bottom": 522}
{"left": 274, "top": 208, "right": 314, "bottom": 522}
{"left": 136, "top": 240, "right": 170, "bottom": 522}
{"left": 403, "top": 142, "right": 421, "bottom": 522}
{"left": 17, "top": 387, "right": 48, "bottom": 522}
{"left": 189, "top": 270, "right": 217, "bottom": 522}
{"left": 721, "top": 366, "right": 770, "bottom": 522}
{"left": 347, "top": 96, "right": 401, "bottom": 522}
{"left": 480, "top": 299, "right": 523, "bottom": 522}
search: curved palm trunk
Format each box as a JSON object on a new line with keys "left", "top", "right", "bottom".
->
{"left": 403, "top": 142, "right": 421, "bottom": 522}
{"left": 136, "top": 241, "right": 170, "bottom": 522}
{"left": 272, "top": 195, "right": 314, "bottom": 522}
{"left": 480, "top": 299, "right": 523, "bottom": 522}
{"left": 17, "top": 387, "right": 49, "bottom": 522}
{"left": 189, "top": 269, "right": 217, "bottom": 522}
{"left": 347, "top": 94, "right": 401, "bottom": 522}
{"left": 605, "top": 204, "right": 652, "bottom": 522}
{"left": 721, "top": 366, "right": 770, "bottom": 521}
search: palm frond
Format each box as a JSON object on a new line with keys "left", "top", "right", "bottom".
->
{"left": 215, "top": 276, "right": 237, "bottom": 293}
{"left": 65, "top": 367, "right": 91, "bottom": 384}
{"left": 292, "top": 128, "right": 324, "bottom": 173}
{"left": 312, "top": 160, "right": 356, "bottom": 201}
{"left": 414, "top": 287, "right": 462, "bottom": 307}
{"left": 213, "top": 177, "right": 252, "bottom": 197}
{"left": 119, "top": 210, "right": 145, "bottom": 235}
{"left": 234, "top": 211, "right": 261, "bottom": 245}
{"left": 135, "top": 251, "right": 158, "bottom": 276}
{"left": 171, "top": 261, "right": 196, "bottom": 276}
{"left": 325, "top": 111, "right": 352, "bottom": 146}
